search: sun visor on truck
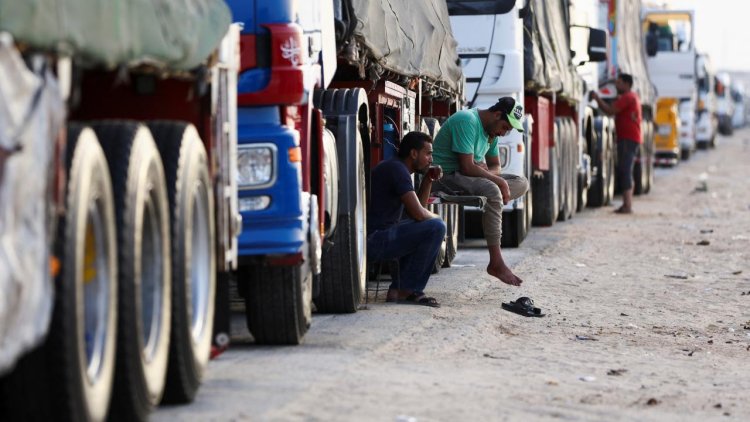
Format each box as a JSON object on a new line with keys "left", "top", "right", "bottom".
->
{"left": 0, "top": 0, "right": 231, "bottom": 71}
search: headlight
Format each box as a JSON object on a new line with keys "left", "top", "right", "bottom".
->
{"left": 239, "top": 196, "right": 271, "bottom": 211}
{"left": 657, "top": 124, "right": 672, "bottom": 136}
{"left": 237, "top": 144, "right": 276, "bottom": 188}
{"left": 499, "top": 145, "right": 510, "bottom": 169}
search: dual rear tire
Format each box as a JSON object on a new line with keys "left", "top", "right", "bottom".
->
{"left": 41, "top": 121, "right": 215, "bottom": 421}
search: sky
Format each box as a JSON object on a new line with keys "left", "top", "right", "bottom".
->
{"left": 652, "top": 0, "right": 750, "bottom": 71}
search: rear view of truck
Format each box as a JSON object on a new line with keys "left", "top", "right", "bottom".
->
{"left": 0, "top": 1, "right": 239, "bottom": 420}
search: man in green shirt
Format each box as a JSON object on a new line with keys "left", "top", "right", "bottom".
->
{"left": 432, "top": 97, "right": 529, "bottom": 286}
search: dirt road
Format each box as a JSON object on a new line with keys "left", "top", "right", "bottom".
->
{"left": 155, "top": 131, "right": 750, "bottom": 421}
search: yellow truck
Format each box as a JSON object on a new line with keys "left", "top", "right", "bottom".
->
{"left": 654, "top": 97, "right": 681, "bottom": 167}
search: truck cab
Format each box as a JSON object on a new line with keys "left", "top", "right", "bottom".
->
{"left": 695, "top": 53, "right": 718, "bottom": 149}
{"left": 446, "top": 0, "right": 530, "bottom": 246}
{"left": 643, "top": 9, "right": 697, "bottom": 160}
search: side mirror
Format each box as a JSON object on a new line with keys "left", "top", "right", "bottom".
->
{"left": 518, "top": 0, "right": 531, "bottom": 19}
{"left": 645, "top": 33, "right": 658, "bottom": 57}
{"left": 587, "top": 28, "right": 608, "bottom": 62}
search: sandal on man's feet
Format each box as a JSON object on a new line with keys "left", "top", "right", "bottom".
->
{"left": 385, "top": 288, "right": 401, "bottom": 303}
{"left": 614, "top": 206, "right": 632, "bottom": 214}
{"left": 400, "top": 293, "right": 440, "bottom": 308}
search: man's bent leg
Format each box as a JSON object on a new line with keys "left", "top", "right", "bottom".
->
{"left": 368, "top": 218, "right": 446, "bottom": 293}
{"left": 398, "top": 218, "right": 446, "bottom": 294}
{"left": 437, "top": 173, "right": 523, "bottom": 286}
{"left": 501, "top": 174, "right": 529, "bottom": 202}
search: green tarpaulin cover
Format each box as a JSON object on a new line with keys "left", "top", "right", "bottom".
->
{"left": 0, "top": 0, "right": 231, "bottom": 70}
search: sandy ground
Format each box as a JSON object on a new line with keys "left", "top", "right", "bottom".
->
{"left": 155, "top": 130, "right": 750, "bottom": 422}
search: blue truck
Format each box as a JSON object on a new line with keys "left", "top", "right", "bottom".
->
{"left": 226, "top": 0, "right": 466, "bottom": 345}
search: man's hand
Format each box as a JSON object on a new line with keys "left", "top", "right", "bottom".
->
{"left": 496, "top": 176, "right": 510, "bottom": 204}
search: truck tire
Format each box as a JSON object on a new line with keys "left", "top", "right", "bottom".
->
{"left": 443, "top": 204, "right": 459, "bottom": 266}
{"left": 502, "top": 208, "right": 525, "bottom": 247}
{"left": 588, "top": 118, "right": 612, "bottom": 207}
{"left": 644, "top": 122, "right": 654, "bottom": 194}
{"left": 93, "top": 122, "right": 171, "bottom": 422}
{"left": 422, "top": 117, "right": 441, "bottom": 138}
{"left": 605, "top": 125, "right": 616, "bottom": 204}
{"left": 558, "top": 118, "right": 575, "bottom": 221}
{"left": 148, "top": 122, "right": 215, "bottom": 403}
{"left": 315, "top": 88, "right": 369, "bottom": 313}
{"left": 243, "top": 262, "right": 311, "bottom": 345}
{"left": 46, "top": 125, "right": 118, "bottom": 422}
{"left": 532, "top": 141, "right": 559, "bottom": 227}
{"left": 316, "top": 143, "right": 366, "bottom": 312}
{"left": 430, "top": 203, "right": 447, "bottom": 273}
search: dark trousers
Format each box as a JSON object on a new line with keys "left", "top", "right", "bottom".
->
{"left": 367, "top": 218, "right": 446, "bottom": 293}
{"left": 617, "top": 139, "right": 639, "bottom": 191}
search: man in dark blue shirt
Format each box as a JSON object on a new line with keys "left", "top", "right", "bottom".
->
{"left": 367, "top": 131, "right": 446, "bottom": 307}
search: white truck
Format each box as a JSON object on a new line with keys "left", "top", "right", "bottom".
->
{"left": 447, "top": 0, "right": 608, "bottom": 248}
{"left": 695, "top": 53, "right": 718, "bottom": 149}
{"left": 715, "top": 72, "right": 735, "bottom": 135}
{"left": 643, "top": 8, "right": 698, "bottom": 160}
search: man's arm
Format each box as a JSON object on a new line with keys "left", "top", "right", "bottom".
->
{"left": 485, "top": 154, "right": 501, "bottom": 175}
{"left": 457, "top": 153, "right": 510, "bottom": 203}
{"left": 416, "top": 176, "right": 432, "bottom": 206}
{"left": 592, "top": 92, "right": 622, "bottom": 116}
{"left": 401, "top": 191, "right": 438, "bottom": 221}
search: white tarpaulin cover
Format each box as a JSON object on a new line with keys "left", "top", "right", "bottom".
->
{"left": 613, "top": 0, "right": 656, "bottom": 104}
{"left": 0, "top": 0, "right": 231, "bottom": 71}
{"left": 0, "top": 34, "right": 63, "bottom": 374}
{"left": 345, "top": 0, "right": 464, "bottom": 96}
{"left": 524, "top": 0, "right": 583, "bottom": 100}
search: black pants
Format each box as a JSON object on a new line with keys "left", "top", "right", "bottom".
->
{"left": 617, "top": 139, "right": 639, "bottom": 191}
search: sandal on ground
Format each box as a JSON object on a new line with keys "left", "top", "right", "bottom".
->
{"left": 501, "top": 296, "right": 544, "bottom": 317}
{"left": 400, "top": 293, "right": 441, "bottom": 308}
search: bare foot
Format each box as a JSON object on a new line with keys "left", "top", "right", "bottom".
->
{"left": 614, "top": 206, "right": 632, "bottom": 214}
{"left": 487, "top": 264, "right": 523, "bottom": 286}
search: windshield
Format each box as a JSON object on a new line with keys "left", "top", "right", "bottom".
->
{"left": 447, "top": 0, "right": 516, "bottom": 16}
{"left": 643, "top": 12, "right": 694, "bottom": 53}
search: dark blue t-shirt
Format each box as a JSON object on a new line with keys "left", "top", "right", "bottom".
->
{"left": 368, "top": 158, "right": 414, "bottom": 233}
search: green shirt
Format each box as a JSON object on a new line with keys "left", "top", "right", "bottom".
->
{"left": 432, "top": 108, "right": 498, "bottom": 173}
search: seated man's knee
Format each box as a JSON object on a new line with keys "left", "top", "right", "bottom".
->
{"left": 483, "top": 183, "right": 503, "bottom": 203}
{"left": 424, "top": 217, "right": 447, "bottom": 241}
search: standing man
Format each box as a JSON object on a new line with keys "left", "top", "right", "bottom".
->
{"left": 367, "top": 131, "right": 446, "bottom": 307}
{"left": 431, "top": 97, "right": 529, "bottom": 287}
{"left": 591, "top": 73, "right": 642, "bottom": 214}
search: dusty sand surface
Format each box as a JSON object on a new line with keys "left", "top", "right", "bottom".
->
{"left": 155, "top": 131, "right": 750, "bottom": 422}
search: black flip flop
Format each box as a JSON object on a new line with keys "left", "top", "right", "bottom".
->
{"left": 400, "top": 293, "right": 441, "bottom": 308}
{"left": 501, "top": 296, "right": 544, "bottom": 317}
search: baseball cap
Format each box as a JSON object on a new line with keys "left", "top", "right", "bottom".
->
{"left": 494, "top": 97, "right": 525, "bottom": 133}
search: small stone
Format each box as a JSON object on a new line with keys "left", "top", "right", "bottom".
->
{"left": 708, "top": 339, "right": 714, "bottom": 344}
{"left": 714, "top": 403, "right": 722, "bottom": 409}
{"left": 697, "top": 240, "right": 711, "bottom": 246}
{"left": 646, "top": 398, "right": 660, "bottom": 406}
